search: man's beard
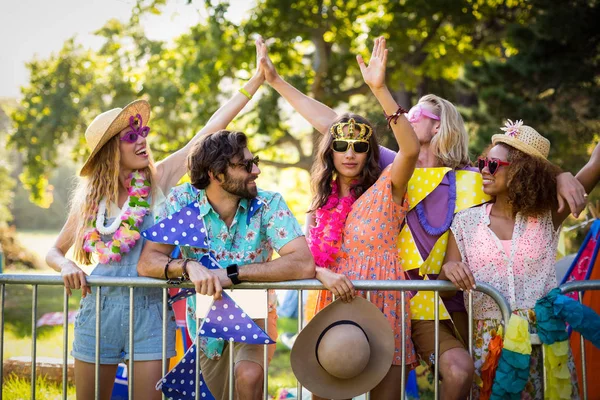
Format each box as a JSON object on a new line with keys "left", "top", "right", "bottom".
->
{"left": 221, "top": 171, "right": 257, "bottom": 199}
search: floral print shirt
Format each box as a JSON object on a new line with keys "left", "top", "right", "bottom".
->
{"left": 157, "top": 183, "right": 304, "bottom": 344}
{"left": 450, "top": 203, "right": 559, "bottom": 319}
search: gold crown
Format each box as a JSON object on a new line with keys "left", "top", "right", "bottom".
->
{"left": 329, "top": 118, "right": 373, "bottom": 141}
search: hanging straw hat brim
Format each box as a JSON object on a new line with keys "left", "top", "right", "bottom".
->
{"left": 79, "top": 100, "right": 150, "bottom": 176}
{"left": 290, "top": 297, "right": 394, "bottom": 399}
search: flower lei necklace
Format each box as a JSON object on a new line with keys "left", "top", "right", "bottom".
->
{"left": 83, "top": 171, "right": 151, "bottom": 263}
{"left": 308, "top": 180, "right": 357, "bottom": 268}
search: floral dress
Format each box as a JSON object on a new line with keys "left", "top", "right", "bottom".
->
{"left": 315, "top": 166, "right": 417, "bottom": 366}
{"left": 451, "top": 204, "right": 579, "bottom": 399}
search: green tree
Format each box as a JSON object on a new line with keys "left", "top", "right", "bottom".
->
{"left": 466, "top": 0, "right": 600, "bottom": 172}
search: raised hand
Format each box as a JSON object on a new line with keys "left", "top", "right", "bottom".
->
{"left": 357, "top": 36, "right": 388, "bottom": 90}
{"left": 252, "top": 35, "right": 266, "bottom": 83}
{"left": 258, "top": 37, "right": 281, "bottom": 85}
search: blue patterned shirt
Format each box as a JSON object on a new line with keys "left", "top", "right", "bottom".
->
{"left": 157, "top": 182, "right": 304, "bottom": 349}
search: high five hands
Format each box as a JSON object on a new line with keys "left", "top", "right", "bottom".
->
{"left": 357, "top": 36, "right": 388, "bottom": 90}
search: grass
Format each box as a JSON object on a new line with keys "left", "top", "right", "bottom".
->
{"left": 2, "top": 374, "right": 76, "bottom": 400}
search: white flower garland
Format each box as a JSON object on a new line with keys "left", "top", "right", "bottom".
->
{"left": 96, "top": 196, "right": 131, "bottom": 235}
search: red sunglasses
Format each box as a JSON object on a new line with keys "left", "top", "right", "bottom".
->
{"left": 477, "top": 157, "right": 510, "bottom": 175}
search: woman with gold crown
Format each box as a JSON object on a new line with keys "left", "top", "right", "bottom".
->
{"left": 44, "top": 39, "right": 268, "bottom": 399}
{"left": 261, "top": 36, "right": 420, "bottom": 398}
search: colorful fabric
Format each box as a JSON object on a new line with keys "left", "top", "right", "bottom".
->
{"left": 473, "top": 309, "right": 580, "bottom": 400}
{"left": 451, "top": 204, "right": 560, "bottom": 319}
{"left": 157, "top": 183, "right": 303, "bottom": 352}
{"left": 400, "top": 168, "right": 490, "bottom": 320}
{"left": 535, "top": 288, "right": 600, "bottom": 399}
{"left": 315, "top": 166, "right": 417, "bottom": 366}
{"left": 490, "top": 315, "right": 531, "bottom": 399}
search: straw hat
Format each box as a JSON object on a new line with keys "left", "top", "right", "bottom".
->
{"left": 491, "top": 119, "right": 550, "bottom": 160}
{"left": 290, "top": 297, "right": 394, "bottom": 399}
{"left": 80, "top": 100, "right": 151, "bottom": 176}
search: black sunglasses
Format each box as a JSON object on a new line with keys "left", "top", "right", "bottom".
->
{"left": 229, "top": 155, "right": 260, "bottom": 173}
{"left": 331, "top": 139, "right": 370, "bottom": 154}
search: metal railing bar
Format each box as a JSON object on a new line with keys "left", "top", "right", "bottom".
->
{"left": 263, "top": 295, "right": 268, "bottom": 400}
{"left": 62, "top": 289, "right": 68, "bottom": 400}
{"left": 296, "top": 289, "right": 303, "bottom": 400}
{"left": 228, "top": 337, "right": 234, "bottom": 400}
{"left": 94, "top": 287, "right": 101, "bottom": 399}
{"left": 468, "top": 290, "right": 473, "bottom": 400}
{"left": 400, "top": 291, "right": 406, "bottom": 400}
{"left": 433, "top": 291, "right": 439, "bottom": 400}
{"left": 578, "top": 291, "right": 588, "bottom": 400}
{"left": 195, "top": 314, "right": 201, "bottom": 400}
{"left": 162, "top": 288, "right": 168, "bottom": 400}
{"left": 0, "top": 284, "right": 5, "bottom": 398}
{"left": 128, "top": 287, "right": 135, "bottom": 400}
{"left": 31, "top": 284, "right": 38, "bottom": 400}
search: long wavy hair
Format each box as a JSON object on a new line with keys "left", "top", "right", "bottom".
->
{"left": 308, "top": 113, "right": 381, "bottom": 212}
{"left": 420, "top": 94, "right": 471, "bottom": 169}
{"left": 71, "top": 135, "right": 156, "bottom": 265}
{"left": 485, "top": 143, "right": 561, "bottom": 218}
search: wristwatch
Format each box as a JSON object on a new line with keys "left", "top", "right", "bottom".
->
{"left": 226, "top": 264, "right": 241, "bottom": 285}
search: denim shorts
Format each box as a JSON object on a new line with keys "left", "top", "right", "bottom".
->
{"left": 72, "top": 290, "right": 177, "bottom": 364}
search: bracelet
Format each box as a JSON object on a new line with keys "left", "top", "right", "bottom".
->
{"left": 239, "top": 87, "right": 252, "bottom": 100}
{"left": 181, "top": 258, "right": 191, "bottom": 281}
{"left": 384, "top": 105, "right": 409, "bottom": 130}
{"left": 164, "top": 257, "right": 174, "bottom": 280}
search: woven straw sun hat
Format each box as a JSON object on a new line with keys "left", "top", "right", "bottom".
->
{"left": 290, "top": 297, "right": 394, "bottom": 399}
{"left": 79, "top": 99, "right": 150, "bottom": 176}
{"left": 491, "top": 119, "right": 550, "bottom": 159}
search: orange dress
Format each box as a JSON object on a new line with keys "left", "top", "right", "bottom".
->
{"left": 315, "top": 166, "right": 417, "bottom": 366}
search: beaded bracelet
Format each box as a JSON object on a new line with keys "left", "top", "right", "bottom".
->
{"left": 384, "top": 105, "right": 409, "bottom": 129}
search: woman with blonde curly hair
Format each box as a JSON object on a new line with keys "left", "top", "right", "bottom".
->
{"left": 440, "top": 121, "right": 599, "bottom": 399}
{"left": 45, "top": 39, "right": 268, "bottom": 400}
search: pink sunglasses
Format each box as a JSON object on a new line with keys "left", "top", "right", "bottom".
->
{"left": 407, "top": 104, "right": 440, "bottom": 123}
{"left": 120, "top": 114, "right": 150, "bottom": 144}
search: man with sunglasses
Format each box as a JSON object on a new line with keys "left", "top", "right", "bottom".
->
{"left": 138, "top": 129, "right": 315, "bottom": 399}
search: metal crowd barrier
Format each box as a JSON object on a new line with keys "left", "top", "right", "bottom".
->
{"left": 0, "top": 275, "right": 511, "bottom": 400}
{"left": 557, "top": 280, "right": 600, "bottom": 400}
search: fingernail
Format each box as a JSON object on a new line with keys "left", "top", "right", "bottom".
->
{"left": 472, "top": 285, "right": 477, "bottom": 289}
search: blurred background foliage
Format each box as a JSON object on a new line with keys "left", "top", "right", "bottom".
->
{"left": 0, "top": 0, "right": 599, "bottom": 259}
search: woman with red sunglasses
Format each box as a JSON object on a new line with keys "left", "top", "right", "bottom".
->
{"left": 261, "top": 36, "right": 420, "bottom": 398}
{"left": 440, "top": 121, "right": 600, "bottom": 399}
{"left": 44, "top": 39, "right": 268, "bottom": 399}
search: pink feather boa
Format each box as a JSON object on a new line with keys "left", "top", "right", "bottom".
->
{"left": 308, "top": 180, "right": 357, "bottom": 268}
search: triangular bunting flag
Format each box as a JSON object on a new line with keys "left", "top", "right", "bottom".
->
{"left": 142, "top": 201, "right": 209, "bottom": 248}
{"left": 157, "top": 343, "right": 215, "bottom": 400}
{"left": 246, "top": 197, "right": 264, "bottom": 224}
{"left": 199, "top": 292, "right": 275, "bottom": 345}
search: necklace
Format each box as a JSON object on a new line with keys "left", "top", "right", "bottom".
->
{"left": 308, "top": 180, "right": 357, "bottom": 268}
{"left": 83, "top": 171, "right": 151, "bottom": 263}
{"left": 415, "top": 170, "right": 456, "bottom": 236}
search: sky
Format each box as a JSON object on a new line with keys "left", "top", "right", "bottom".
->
{"left": 0, "top": 0, "right": 253, "bottom": 98}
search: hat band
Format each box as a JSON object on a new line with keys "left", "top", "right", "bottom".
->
{"left": 315, "top": 320, "right": 369, "bottom": 368}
